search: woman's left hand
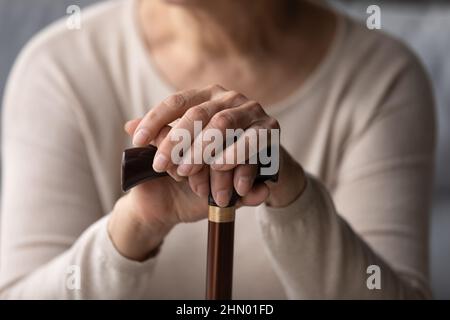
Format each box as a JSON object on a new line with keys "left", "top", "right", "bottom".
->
{"left": 128, "top": 84, "right": 306, "bottom": 208}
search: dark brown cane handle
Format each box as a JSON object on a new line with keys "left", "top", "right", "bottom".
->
{"left": 121, "top": 145, "right": 168, "bottom": 192}
{"left": 122, "top": 145, "right": 279, "bottom": 194}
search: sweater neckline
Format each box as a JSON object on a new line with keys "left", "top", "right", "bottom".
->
{"left": 126, "top": 0, "right": 347, "bottom": 117}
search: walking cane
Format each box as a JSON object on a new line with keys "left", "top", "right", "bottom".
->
{"left": 121, "top": 145, "right": 277, "bottom": 300}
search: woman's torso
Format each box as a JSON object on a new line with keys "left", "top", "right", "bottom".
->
{"left": 22, "top": 0, "right": 417, "bottom": 298}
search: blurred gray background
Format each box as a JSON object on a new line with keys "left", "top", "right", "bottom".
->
{"left": 0, "top": 0, "right": 449, "bottom": 299}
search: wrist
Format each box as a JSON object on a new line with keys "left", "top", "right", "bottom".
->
{"left": 108, "top": 195, "right": 173, "bottom": 261}
{"left": 265, "top": 152, "right": 306, "bottom": 208}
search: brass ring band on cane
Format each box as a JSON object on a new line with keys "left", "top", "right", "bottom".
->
{"left": 208, "top": 206, "right": 236, "bottom": 223}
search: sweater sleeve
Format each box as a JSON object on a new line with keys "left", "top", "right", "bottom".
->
{"left": 256, "top": 54, "right": 436, "bottom": 299}
{"left": 0, "top": 37, "right": 157, "bottom": 299}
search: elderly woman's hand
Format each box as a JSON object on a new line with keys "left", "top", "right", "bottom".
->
{"left": 132, "top": 84, "right": 306, "bottom": 206}
{"left": 109, "top": 85, "right": 306, "bottom": 261}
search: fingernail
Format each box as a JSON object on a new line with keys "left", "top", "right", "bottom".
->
{"left": 133, "top": 128, "right": 150, "bottom": 146}
{"left": 169, "top": 171, "right": 183, "bottom": 182}
{"left": 215, "top": 189, "right": 231, "bottom": 207}
{"left": 211, "top": 158, "right": 224, "bottom": 169}
{"left": 177, "top": 164, "right": 192, "bottom": 176}
{"left": 196, "top": 183, "right": 210, "bottom": 197}
{"left": 237, "top": 176, "right": 252, "bottom": 196}
{"left": 153, "top": 154, "right": 169, "bottom": 172}
{"left": 211, "top": 155, "right": 224, "bottom": 169}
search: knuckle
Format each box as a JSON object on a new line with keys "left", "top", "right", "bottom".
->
{"left": 213, "top": 84, "right": 225, "bottom": 91}
{"left": 225, "top": 90, "right": 239, "bottom": 99}
{"left": 266, "top": 117, "right": 280, "bottom": 130}
{"left": 212, "top": 111, "right": 235, "bottom": 129}
{"left": 144, "top": 110, "right": 158, "bottom": 123}
{"left": 248, "top": 101, "right": 264, "bottom": 115}
{"left": 164, "top": 93, "right": 186, "bottom": 110}
{"left": 222, "top": 90, "right": 246, "bottom": 105}
{"left": 184, "top": 106, "right": 209, "bottom": 123}
{"left": 207, "top": 84, "right": 226, "bottom": 95}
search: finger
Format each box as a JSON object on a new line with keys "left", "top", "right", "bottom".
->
{"left": 233, "top": 164, "right": 258, "bottom": 197}
{"left": 150, "top": 126, "right": 184, "bottom": 181}
{"left": 124, "top": 118, "right": 142, "bottom": 136}
{"left": 212, "top": 116, "right": 280, "bottom": 171}
{"left": 173, "top": 91, "right": 247, "bottom": 175}
{"left": 155, "top": 127, "right": 185, "bottom": 182}
{"left": 179, "top": 99, "right": 265, "bottom": 177}
{"left": 155, "top": 98, "right": 231, "bottom": 173}
{"left": 210, "top": 168, "right": 234, "bottom": 207}
{"left": 151, "top": 125, "right": 171, "bottom": 147}
{"left": 123, "top": 122, "right": 183, "bottom": 181}
{"left": 237, "top": 183, "right": 270, "bottom": 207}
{"left": 188, "top": 166, "right": 210, "bottom": 198}
{"left": 124, "top": 119, "right": 172, "bottom": 146}
{"left": 166, "top": 167, "right": 184, "bottom": 182}
{"left": 132, "top": 85, "right": 226, "bottom": 147}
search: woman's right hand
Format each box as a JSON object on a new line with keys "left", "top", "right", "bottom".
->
{"left": 109, "top": 118, "right": 268, "bottom": 261}
{"left": 108, "top": 121, "right": 210, "bottom": 261}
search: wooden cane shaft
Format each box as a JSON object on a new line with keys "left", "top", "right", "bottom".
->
{"left": 206, "top": 206, "right": 235, "bottom": 300}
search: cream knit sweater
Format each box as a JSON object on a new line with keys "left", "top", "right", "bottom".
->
{"left": 0, "top": 0, "right": 435, "bottom": 299}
